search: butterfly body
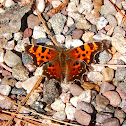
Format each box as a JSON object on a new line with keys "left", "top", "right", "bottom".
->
{"left": 25, "top": 42, "right": 103, "bottom": 82}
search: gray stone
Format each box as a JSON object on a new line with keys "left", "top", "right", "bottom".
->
{"left": 11, "top": 87, "right": 26, "bottom": 96}
{"left": 53, "top": 111, "right": 66, "bottom": 120}
{"left": 113, "top": 26, "right": 125, "bottom": 36}
{"left": 115, "top": 68, "right": 126, "bottom": 81}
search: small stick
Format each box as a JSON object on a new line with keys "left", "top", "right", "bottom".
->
{"left": 94, "top": 64, "right": 126, "bottom": 67}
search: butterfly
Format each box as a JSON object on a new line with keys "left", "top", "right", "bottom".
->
{"left": 25, "top": 42, "right": 103, "bottom": 82}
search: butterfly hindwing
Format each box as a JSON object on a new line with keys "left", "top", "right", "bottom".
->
{"left": 67, "top": 42, "right": 103, "bottom": 64}
{"left": 25, "top": 45, "right": 58, "bottom": 66}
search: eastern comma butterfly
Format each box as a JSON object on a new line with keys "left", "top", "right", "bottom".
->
{"left": 25, "top": 42, "right": 103, "bottom": 82}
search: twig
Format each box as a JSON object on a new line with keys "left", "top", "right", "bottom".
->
{"left": 0, "top": 63, "right": 12, "bottom": 72}
{"left": 94, "top": 64, "right": 126, "bottom": 67}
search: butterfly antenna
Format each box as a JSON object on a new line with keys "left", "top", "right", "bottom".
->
{"left": 32, "top": 2, "right": 58, "bottom": 46}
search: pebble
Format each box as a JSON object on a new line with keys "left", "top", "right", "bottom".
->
{"left": 103, "top": 91, "right": 121, "bottom": 107}
{"left": 51, "top": 99, "right": 65, "bottom": 111}
{"left": 101, "top": 118, "right": 120, "bottom": 126}
{"left": 27, "top": 91, "right": 39, "bottom": 105}
{"left": 4, "top": 50, "right": 22, "bottom": 67}
{"left": 100, "top": 82, "right": 115, "bottom": 94}
{"left": 65, "top": 38, "right": 83, "bottom": 49}
{"left": 54, "top": 34, "right": 65, "bottom": 44}
{"left": 27, "top": 14, "right": 41, "bottom": 29}
{"left": 122, "top": 1, "right": 126, "bottom": 10}
{"left": 14, "top": 32, "right": 23, "bottom": 41}
{"left": 65, "top": 103, "right": 75, "bottom": 120}
{"left": 51, "top": 0, "right": 61, "bottom": 8}
{"left": 70, "top": 84, "right": 84, "bottom": 96}
{"left": 3, "top": 33, "right": 12, "bottom": 40}
{"left": 96, "top": 17, "right": 108, "bottom": 30}
{"left": 0, "top": 48, "right": 4, "bottom": 62}
{"left": 60, "top": 92, "right": 70, "bottom": 103}
{"left": 4, "top": 40, "right": 15, "bottom": 50}
{"left": 112, "top": 33, "right": 126, "bottom": 55}
{"left": 82, "top": 31, "right": 94, "bottom": 43}
{"left": 76, "top": 101, "right": 93, "bottom": 113}
{"left": 101, "top": 68, "right": 114, "bottom": 82}
{"left": 115, "top": 68, "right": 126, "bottom": 81}
{"left": 118, "top": 82, "right": 126, "bottom": 94}
{"left": 12, "top": 64, "right": 29, "bottom": 81}
{"left": 2, "top": 70, "right": 11, "bottom": 76}
{"left": 116, "top": 87, "right": 126, "bottom": 100}
{"left": 33, "top": 26, "right": 47, "bottom": 39}
{"left": 87, "top": 71, "right": 103, "bottom": 83}
{"left": 113, "top": 26, "right": 125, "bottom": 36}
{"left": 0, "top": 85, "right": 11, "bottom": 96}
{"left": 74, "top": 110, "right": 91, "bottom": 125}
{"left": 96, "top": 94, "right": 109, "bottom": 110}
{"left": 23, "top": 28, "right": 32, "bottom": 38}
{"left": 67, "top": 17, "right": 74, "bottom": 27}
{"left": 22, "top": 76, "right": 40, "bottom": 94}
{"left": 106, "top": 14, "right": 117, "bottom": 27}
{"left": 43, "top": 79, "right": 59, "bottom": 104}
{"left": 15, "top": 81, "right": 23, "bottom": 88}
{"left": 70, "top": 96, "right": 79, "bottom": 107}
{"left": 93, "top": 33, "right": 111, "bottom": 41}
{"left": 53, "top": 111, "right": 66, "bottom": 121}
{"left": 72, "top": 29, "right": 83, "bottom": 39}
{"left": 77, "top": 0, "right": 93, "bottom": 15}
{"left": 11, "top": 87, "right": 26, "bottom": 96}
{"left": 78, "top": 90, "right": 91, "bottom": 103}
{"left": 115, "top": 11, "right": 124, "bottom": 26}
{"left": 99, "top": 50, "right": 112, "bottom": 64}
{"left": 49, "top": 13, "right": 67, "bottom": 34}
{"left": 119, "top": 99, "right": 126, "bottom": 108}
{"left": 4, "top": 0, "right": 15, "bottom": 7}
{"left": 114, "top": 109, "right": 125, "bottom": 124}
{"left": 67, "top": 2, "right": 77, "bottom": 12}
{"left": 96, "top": 112, "right": 112, "bottom": 123}
{"left": 122, "top": 120, "right": 126, "bottom": 126}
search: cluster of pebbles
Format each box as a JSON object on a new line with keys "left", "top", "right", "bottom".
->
{"left": 0, "top": 0, "right": 126, "bottom": 125}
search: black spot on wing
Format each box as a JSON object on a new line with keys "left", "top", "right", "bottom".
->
{"left": 42, "top": 47, "right": 46, "bottom": 53}
{"left": 80, "top": 45, "right": 85, "bottom": 51}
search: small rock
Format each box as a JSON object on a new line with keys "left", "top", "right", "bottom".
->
{"left": 33, "top": 26, "right": 46, "bottom": 39}
{"left": 103, "top": 91, "right": 121, "bottom": 107}
{"left": 114, "top": 109, "right": 125, "bottom": 124}
{"left": 72, "top": 29, "right": 83, "bottom": 39}
{"left": 67, "top": 17, "right": 74, "bottom": 27}
{"left": 70, "top": 84, "right": 84, "bottom": 96}
{"left": 0, "top": 98, "right": 13, "bottom": 109}
{"left": 113, "top": 26, "right": 125, "bottom": 36}
{"left": 22, "top": 53, "right": 33, "bottom": 65}
{"left": 2, "top": 70, "right": 11, "bottom": 76}
{"left": 119, "top": 99, "right": 126, "bottom": 108}
{"left": 11, "top": 87, "right": 26, "bottom": 96}
{"left": 99, "top": 50, "right": 112, "bottom": 64}
{"left": 106, "top": 14, "right": 117, "bottom": 27}
{"left": 0, "top": 85, "right": 11, "bottom": 96}
{"left": 101, "top": 118, "right": 120, "bottom": 126}
{"left": 93, "top": 33, "right": 111, "bottom": 41}
{"left": 15, "top": 38, "right": 30, "bottom": 52}
{"left": 0, "top": 48, "right": 4, "bottom": 62}
{"left": 65, "top": 103, "right": 75, "bottom": 120}
{"left": 67, "top": 2, "right": 78, "bottom": 12}
{"left": 12, "top": 64, "right": 29, "bottom": 81}
{"left": 15, "top": 81, "right": 23, "bottom": 88}
{"left": 60, "top": 92, "right": 71, "bottom": 103}
{"left": 78, "top": 90, "right": 91, "bottom": 103}
{"left": 115, "top": 12, "right": 124, "bottom": 26}
{"left": 115, "top": 68, "right": 126, "bottom": 81}
{"left": 74, "top": 110, "right": 91, "bottom": 125}
{"left": 102, "top": 105, "right": 115, "bottom": 113}
{"left": 96, "top": 112, "right": 112, "bottom": 123}
{"left": 49, "top": 13, "right": 67, "bottom": 34}
{"left": 70, "top": 96, "right": 79, "bottom": 107}
{"left": 96, "top": 17, "right": 108, "bottom": 30}
{"left": 3, "top": 33, "right": 12, "bottom": 40}
{"left": 100, "top": 82, "right": 115, "bottom": 94}
{"left": 23, "top": 28, "right": 32, "bottom": 38}
{"left": 53, "top": 111, "right": 66, "bottom": 121}
{"left": 122, "top": 1, "right": 126, "bottom": 10}
{"left": 22, "top": 76, "right": 40, "bottom": 94}
{"left": 87, "top": 71, "right": 103, "bottom": 83}
{"left": 105, "top": 25, "right": 112, "bottom": 31}
{"left": 4, "top": 40, "right": 15, "bottom": 50}
{"left": 51, "top": 0, "right": 61, "bottom": 8}
{"left": 14, "top": 32, "right": 23, "bottom": 41}
{"left": 51, "top": 99, "right": 65, "bottom": 111}
{"left": 43, "top": 79, "right": 59, "bottom": 104}
{"left": 96, "top": 94, "right": 109, "bottom": 110}
{"left": 82, "top": 31, "right": 94, "bottom": 43}
{"left": 4, "top": 50, "right": 22, "bottom": 67}
{"left": 118, "top": 82, "right": 126, "bottom": 94}
{"left": 112, "top": 33, "right": 126, "bottom": 55}
{"left": 27, "top": 91, "right": 39, "bottom": 105}
{"left": 27, "top": 14, "right": 41, "bottom": 29}
{"left": 76, "top": 101, "right": 93, "bottom": 113}
{"left": 122, "top": 120, "right": 126, "bottom": 126}
{"left": 116, "top": 87, "right": 126, "bottom": 100}
{"left": 4, "top": 0, "right": 15, "bottom": 7}
{"left": 102, "top": 68, "right": 114, "bottom": 82}
{"left": 54, "top": 34, "right": 65, "bottom": 44}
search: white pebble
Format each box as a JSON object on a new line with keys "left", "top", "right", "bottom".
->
{"left": 67, "top": 2, "right": 77, "bottom": 12}
{"left": 33, "top": 26, "right": 46, "bottom": 39}
{"left": 14, "top": 32, "right": 23, "bottom": 41}
{"left": 3, "top": 33, "right": 12, "bottom": 40}
{"left": 33, "top": 0, "right": 45, "bottom": 15}
{"left": 70, "top": 96, "right": 79, "bottom": 107}
{"left": 96, "top": 17, "right": 108, "bottom": 30}
{"left": 65, "top": 103, "right": 75, "bottom": 120}
{"left": 0, "top": 85, "right": 11, "bottom": 96}
{"left": 52, "top": 0, "right": 61, "bottom": 8}
{"left": 0, "top": 8, "right": 5, "bottom": 14}
{"left": 0, "top": 48, "right": 4, "bottom": 62}
{"left": 67, "top": 17, "right": 74, "bottom": 27}
{"left": 55, "top": 34, "right": 65, "bottom": 44}
{"left": 4, "top": 0, "right": 15, "bottom": 7}
{"left": 53, "top": 111, "right": 66, "bottom": 120}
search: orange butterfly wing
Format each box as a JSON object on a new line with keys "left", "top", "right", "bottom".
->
{"left": 68, "top": 42, "right": 103, "bottom": 64}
